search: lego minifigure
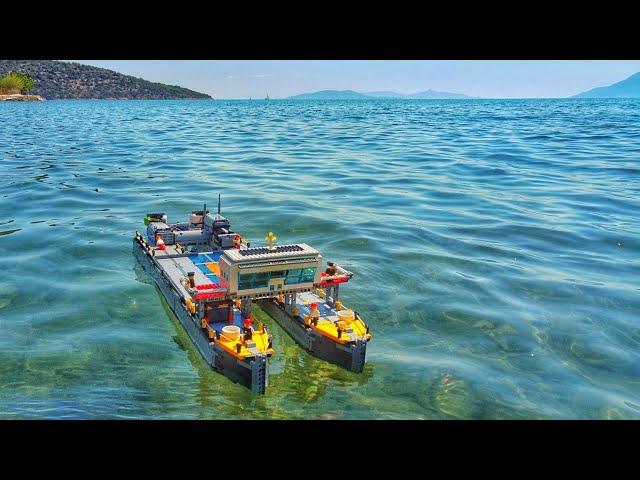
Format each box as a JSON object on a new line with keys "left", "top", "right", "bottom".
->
{"left": 155, "top": 234, "right": 166, "bottom": 251}
{"left": 309, "top": 303, "right": 320, "bottom": 326}
{"left": 243, "top": 317, "right": 254, "bottom": 341}
{"left": 325, "top": 262, "right": 337, "bottom": 276}
{"left": 265, "top": 231, "right": 277, "bottom": 250}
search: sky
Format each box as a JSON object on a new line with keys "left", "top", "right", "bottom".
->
{"left": 73, "top": 60, "right": 640, "bottom": 99}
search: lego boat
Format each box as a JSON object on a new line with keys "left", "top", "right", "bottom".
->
{"left": 256, "top": 264, "right": 371, "bottom": 373}
{"left": 133, "top": 197, "right": 371, "bottom": 394}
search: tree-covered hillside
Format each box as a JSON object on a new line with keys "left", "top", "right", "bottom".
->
{"left": 0, "top": 60, "right": 211, "bottom": 100}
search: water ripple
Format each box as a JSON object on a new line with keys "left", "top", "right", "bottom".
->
{"left": 1, "top": 98, "right": 639, "bottom": 419}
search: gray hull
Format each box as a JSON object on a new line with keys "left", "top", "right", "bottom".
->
{"left": 133, "top": 240, "right": 268, "bottom": 394}
{"left": 258, "top": 299, "right": 367, "bottom": 373}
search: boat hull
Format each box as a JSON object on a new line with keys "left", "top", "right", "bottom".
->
{"left": 258, "top": 299, "right": 367, "bottom": 373}
{"left": 133, "top": 240, "right": 268, "bottom": 394}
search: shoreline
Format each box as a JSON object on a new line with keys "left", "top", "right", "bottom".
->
{"left": 0, "top": 94, "right": 46, "bottom": 102}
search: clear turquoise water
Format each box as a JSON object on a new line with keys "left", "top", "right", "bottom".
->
{"left": 1, "top": 99, "right": 639, "bottom": 419}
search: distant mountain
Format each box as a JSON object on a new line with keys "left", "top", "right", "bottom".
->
{"left": 410, "top": 89, "right": 473, "bottom": 99}
{"left": 288, "top": 88, "right": 474, "bottom": 100}
{"left": 367, "top": 89, "right": 474, "bottom": 99}
{"left": 573, "top": 72, "right": 640, "bottom": 98}
{"left": 0, "top": 60, "right": 211, "bottom": 100}
{"left": 287, "top": 89, "right": 369, "bottom": 100}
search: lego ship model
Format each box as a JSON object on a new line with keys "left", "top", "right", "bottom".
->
{"left": 133, "top": 196, "right": 371, "bottom": 394}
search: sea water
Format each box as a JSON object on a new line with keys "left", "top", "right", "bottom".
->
{"left": 0, "top": 99, "right": 638, "bottom": 419}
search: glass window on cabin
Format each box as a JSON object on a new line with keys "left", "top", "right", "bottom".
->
{"left": 238, "top": 271, "right": 271, "bottom": 290}
{"left": 301, "top": 267, "right": 316, "bottom": 283}
{"left": 238, "top": 273, "right": 253, "bottom": 290}
{"left": 273, "top": 270, "right": 287, "bottom": 280}
{"left": 284, "top": 268, "right": 303, "bottom": 285}
{"left": 254, "top": 271, "right": 270, "bottom": 284}
{"left": 283, "top": 267, "right": 317, "bottom": 284}
{"left": 239, "top": 268, "right": 316, "bottom": 289}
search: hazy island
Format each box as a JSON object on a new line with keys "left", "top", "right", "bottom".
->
{"left": 287, "top": 90, "right": 370, "bottom": 100}
{"left": 291, "top": 73, "right": 640, "bottom": 100}
{"left": 573, "top": 71, "right": 640, "bottom": 98}
{"left": 287, "top": 89, "right": 475, "bottom": 100}
{"left": 0, "top": 60, "right": 211, "bottom": 100}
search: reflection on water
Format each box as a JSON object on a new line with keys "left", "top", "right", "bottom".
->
{"left": 156, "top": 288, "right": 373, "bottom": 418}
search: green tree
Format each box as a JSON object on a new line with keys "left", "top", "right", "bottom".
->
{"left": 0, "top": 71, "right": 35, "bottom": 94}
{"left": 15, "top": 72, "right": 35, "bottom": 93}
{"left": 0, "top": 72, "right": 23, "bottom": 94}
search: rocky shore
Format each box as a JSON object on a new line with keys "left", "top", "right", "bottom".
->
{"left": 0, "top": 94, "right": 46, "bottom": 101}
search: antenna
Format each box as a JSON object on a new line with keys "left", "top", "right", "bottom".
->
{"left": 217, "top": 193, "right": 221, "bottom": 215}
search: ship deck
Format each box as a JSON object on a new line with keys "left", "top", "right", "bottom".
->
{"left": 149, "top": 245, "right": 251, "bottom": 331}
{"left": 292, "top": 291, "right": 369, "bottom": 344}
{"left": 295, "top": 291, "right": 340, "bottom": 322}
{"left": 150, "top": 244, "right": 222, "bottom": 290}
{"left": 187, "top": 251, "right": 222, "bottom": 284}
